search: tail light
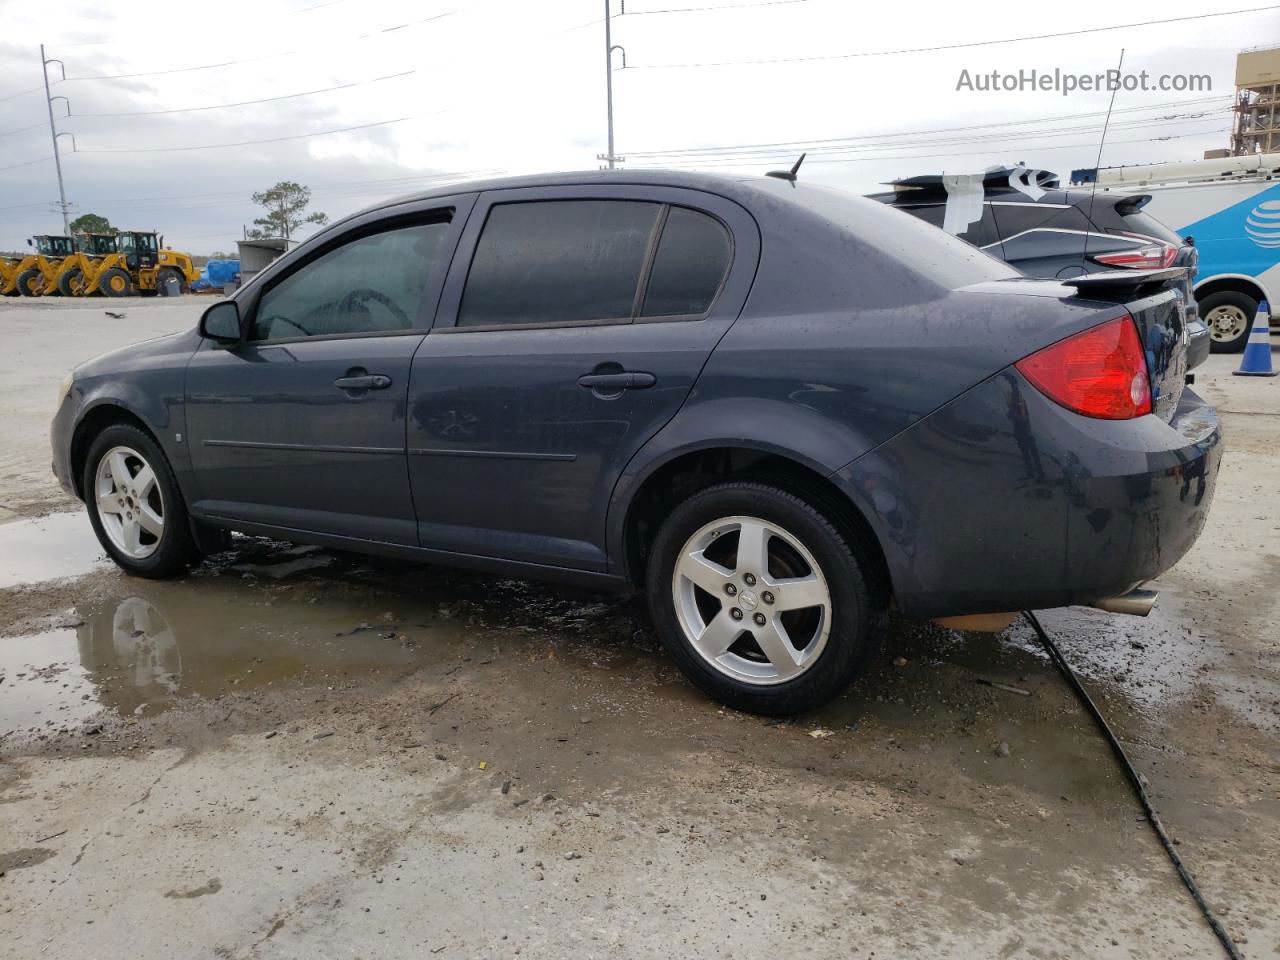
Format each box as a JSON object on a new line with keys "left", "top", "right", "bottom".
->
{"left": 1090, "top": 232, "right": 1179, "bottom": 270}
{"left": 1015, "top": 315, "right": 1151, "bottom": 420}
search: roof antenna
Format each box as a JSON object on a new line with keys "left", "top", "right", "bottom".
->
{"left": 1084, "top": 49, "right": 1124, "bottom": 267}
{"left": 766, "top": 152, "right": 806, "bottom": 184}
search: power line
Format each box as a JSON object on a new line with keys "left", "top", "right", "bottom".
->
{"left": 0, "top": 154, "right": 53, "bottom": 173}
{"left": 0, "top": 84, "right": 45, "bottom": 104}
{"left": 626, "top": 4, "right": 1280, "bottom": 69}
{"left": 624, "top": 0, "right": 807, "bottom": 14}
{"left": 625, "top": 97, "right": 1231, "bottom": 158}
{"left": 0, "top": 120, "right": 45, "bottom": 139}
{"left": 59, "top": 10, "right": 458, "bottom": 81}
{"left": 72, "top": 116, "right": 421, "bottom": 154}
{"left": 628, "top": 128, "right": 1229, "bottom": 170}
{"left": 67, "top": 71, "right": 415, "bottom": 118}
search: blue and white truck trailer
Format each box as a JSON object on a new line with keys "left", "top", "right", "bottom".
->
{"left": 1075, "top": 153, "right": 1280, "bottom": 353}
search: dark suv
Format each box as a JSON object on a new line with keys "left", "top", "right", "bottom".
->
{"left": 871, "top": 170, "right": 1210, "bottom": 368}
{"left": 51, "top": 171, "right": 1221, "bottom": 715}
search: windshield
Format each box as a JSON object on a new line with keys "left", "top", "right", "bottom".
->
{"left": 749, "top": 179, "right": 1018, "bottom": 289}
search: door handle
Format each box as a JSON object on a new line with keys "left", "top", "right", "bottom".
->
{"left": 577, "top": 371, "right": 656, "bottom": 390}
{"left": 334, "top": 374, "right": 392, "bottom": 390}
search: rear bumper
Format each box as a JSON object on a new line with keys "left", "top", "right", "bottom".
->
{"left": 834, "top": 371, "right": 1222, "bottom": 619}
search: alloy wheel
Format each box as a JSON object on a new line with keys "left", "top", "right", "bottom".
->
{"left": 671, "top": 515, "right": 831, "bottom": 685}
{"left": 94, "top": 445, "right": 165, "bottom": 559}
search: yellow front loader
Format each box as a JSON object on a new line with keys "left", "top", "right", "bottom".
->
{"left": 56, "top": 234, "right": 134, "bottom": 297}
{"left": 119, "top": 231, "right": 200, "bottom": 295}
{"left": 13, "top": 235, "right": 74, "bottom": 296}
{"left": 0, "top": 255, "right": 22, "bottom": 296}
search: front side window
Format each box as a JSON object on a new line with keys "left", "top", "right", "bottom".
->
{"left": 249, "top": 219, "right": 450, "bottom": 342}
{"left": 458, "top": 200, "right": 659, "bottom": 328}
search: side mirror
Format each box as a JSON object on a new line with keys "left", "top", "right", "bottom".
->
{"left": 26, "top": 238, "right": 32, "bottom": 247}
{"left": 199, "top": 301, "right": 242, "bottom": 344}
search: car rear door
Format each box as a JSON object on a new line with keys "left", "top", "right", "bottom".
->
{"left": 184, "top": 197, "right": 473, "bottom": 544}
{"left": 405, "top": 185, "right": 759, "bottom": 571}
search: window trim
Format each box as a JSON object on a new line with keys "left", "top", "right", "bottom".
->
{"left": 440, "top": 195, "right": 735, "bottom": 335}
{"left": 238, "top": 205, "right": 464, "bottom": 347}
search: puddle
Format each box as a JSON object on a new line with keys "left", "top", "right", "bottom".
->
{"left": 2, "top": 511, "right": 1265, "bottom": 740}
{"left": 0, "top": 511, "right": 108, "bottom": 588}
{"left": 0, "top": 537, "right": 657, "bottom": 738}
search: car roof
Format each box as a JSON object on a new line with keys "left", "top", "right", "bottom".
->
{"left": 363, "top": 169, "right": 779, "bottom": 214}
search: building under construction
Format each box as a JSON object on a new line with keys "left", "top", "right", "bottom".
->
{"left": 1231, "top": 44, "right": 1280, "bottom": 155}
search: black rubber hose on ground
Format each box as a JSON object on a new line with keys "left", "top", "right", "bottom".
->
{"left": 1022, "top": 611, "right": 1244, "bottom": 960}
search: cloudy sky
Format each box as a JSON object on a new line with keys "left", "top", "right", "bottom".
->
{"left": 0, "top": 0, "right": 1273, "bottom": 253}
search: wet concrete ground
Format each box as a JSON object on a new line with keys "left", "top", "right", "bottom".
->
{"left": 1, "top": 299, "right": 1278, "bottom": 958}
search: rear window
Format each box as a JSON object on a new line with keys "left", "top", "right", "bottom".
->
{"left": 753, "top": 180, "right": 1017, "bottom": 288}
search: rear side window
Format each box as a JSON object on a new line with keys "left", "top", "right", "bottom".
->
{"left": 250, "top": 220, "right": 450, "bottom": 342}
{"left": 458, "top": 200, "right": 659, "bottom": 327}
{"left": 990, "top": 203, "right": 1057, "bottom": 239}
{"left": 641, "top": 206, "right": 731, "bottom": 317}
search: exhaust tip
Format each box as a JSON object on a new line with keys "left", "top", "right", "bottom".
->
{"left": 1091, "top": 587, "right": 1158, "bottom": 617}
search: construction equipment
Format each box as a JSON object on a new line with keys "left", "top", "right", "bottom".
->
{"left": 57, "top": 231, "right": 200, "bottom": 297}
{"left": 0, "top": 255, "right": 22, "bottom": 296}
{"left": 12, "top": 235, "right": 74, "bottom": 296}
{"left": 119, "top": 231, "right": 200, "bottom": 295}
{"left": 55, "top": 234, "right": 125, "bottom": 297}
{"left": 56, "top": 234, "right": 132, "bottom": 297}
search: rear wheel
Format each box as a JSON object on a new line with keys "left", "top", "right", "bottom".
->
{"left": 100, "top": 267, "right": 132, "bottom": 297}
{"left": 157, "top": 267, "right": 184, "bottom": 296}
{"left": 645, "top": 482, "right": 886, "bottom": 715}
{"left": 83, "top": 424, "right": 194, "bottom": 578}
{"left": 16, "top": 267, "right": 43, "bottom": 296}
{"left": 1201, "top": 290, "right": 1257, "bottom": 353}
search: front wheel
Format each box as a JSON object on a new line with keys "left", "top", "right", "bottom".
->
{"left": 83, "top": 424, "right": 194, "bottom": 578}
{"left": 645, "top": 482, "right": 886, "bottom": 715}
{"left": 99, "top": 267, "right": 132, "bottom": 297}
{"left": 16, "top": 267, "right": 44, "bottom": 296}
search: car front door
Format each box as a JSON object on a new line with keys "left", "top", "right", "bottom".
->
{"left": 406, "top": 186, "right": 759, "bottom": 571}
{"left": 184, "top": 198, "right": 472, "bottom": 544}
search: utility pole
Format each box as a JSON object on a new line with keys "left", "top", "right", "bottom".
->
{"left": 40, "top": 44, "right": 73, "bottom": 236}
{"left": 598, "top": 0, "right": 626, "bottom": 170}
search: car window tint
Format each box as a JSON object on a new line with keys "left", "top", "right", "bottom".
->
{"left": 641, "top": 206, "right": 731, "bottom": 317}
{"left": 249, "top": 220, "right": 449, "bottom": 342}
{"left": 893, "top": 202, "right": 999, "bottom": 247}
{"left": 991, "top": 204, "right": 1055, "bottom": 239}
{"left": 458, "top": 200, "right": 659, "bottom": 327}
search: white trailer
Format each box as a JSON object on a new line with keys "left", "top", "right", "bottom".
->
{"left": 1075, "top": 153, "right": 1280, "bottom": 352}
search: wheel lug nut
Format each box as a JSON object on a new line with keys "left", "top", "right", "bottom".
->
{"left": 724, "top": 583, "right": 737, "bottom": 596}
{"left": 743, "top": 573, "right": 756, "bottom": 586}
{"left": 730, "top": 607, "right": 743, "bottom": 621}
{"left": 753, "top": 612, "right": 766, "bottom": 626}
{"left": 762, "top": 591, "right": 775, "bottom": 605}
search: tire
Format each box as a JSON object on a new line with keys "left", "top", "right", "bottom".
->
{"left": 83, "top": 423, "right": 195, "bottom": 579}
{"left": 99, "top": 267, "right": 132, "bottom": 297}
{"left": 16, "top": 267, "right": 43, "bottom": 296}
{"left": 645, "top": 481, "right": 886, "bottom": 716}
{"left": 58, "top": 268, "right": 85, "bottom": 297}
{"left": 157, "top": 267, "right": 184, "bottom": 296}
{"left": 1200, "top": 290, "right": 1258, "bottom": 354}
